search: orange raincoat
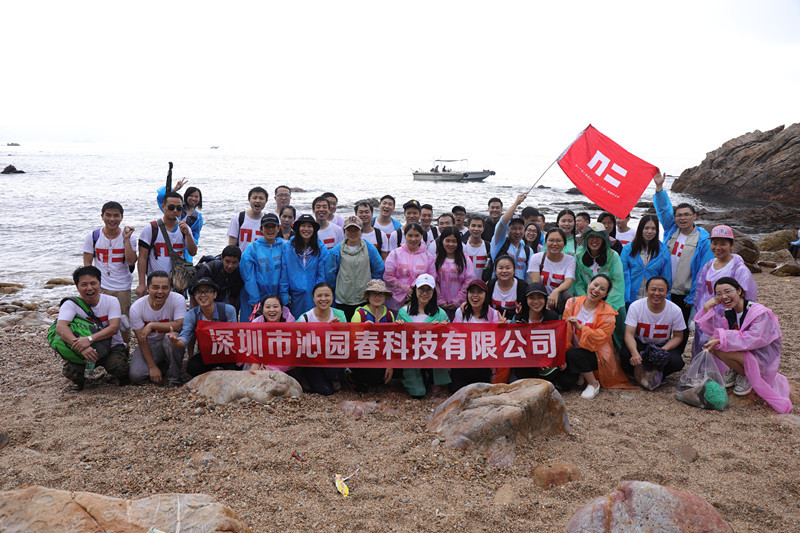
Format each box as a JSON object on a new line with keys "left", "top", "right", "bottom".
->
{"left": 563, "top": 296, "right": 635, "bottom": 389}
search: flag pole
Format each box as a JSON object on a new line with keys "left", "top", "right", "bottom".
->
{"left": 525, "top": 156, "right": 559, "bottom": 194}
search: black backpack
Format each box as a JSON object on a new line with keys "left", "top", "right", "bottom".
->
{"left": 482, "top": 239, "right": 531, "bottom": 282}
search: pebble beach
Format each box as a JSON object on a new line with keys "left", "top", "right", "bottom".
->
{"left": 0, "top": 271, "right": 798, "bottom": 531}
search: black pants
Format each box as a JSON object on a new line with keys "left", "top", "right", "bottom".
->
{"left": 559, "top": 347, "right": 599, "bottom": 390}
{"left": 335, "top": 302, "right": 364, "bottom": 322}
{"left": 449, "top": 368, "right": 491, "bottom": 394}
{"left": 294, "top": 367, "right": 346, "bottom": 396}
{"left": 670, "top": 293, "right": 692, "bottom": 356}
{"left": 187, "top": 352, "right": 241, "bottom": 377}
{"left": 619, "top": 339, "right": 685, "bottom": 378}
{"left": 350, "top": 368, "right": 387, "bottom": 392}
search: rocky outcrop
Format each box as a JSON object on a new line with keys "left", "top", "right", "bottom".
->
{"left": 425, "top": 379, "right": 570, "bottom": 467}
{"left": 759, "top": 229, "right": 797, "bottom": 252}
{"left": 565, "top": 481, "right": 732, "bottom": 532}
{"left": 672, "top": 123, "right": 800, "bottom": 206}
{"left": 187, "top": 369, "right": 302, "bottom": 404}
{"left": 1, "top": 165, "right": 24, "bottom": 174}
{"left": 0, "top": 486, "right": 252, "bottom": 533}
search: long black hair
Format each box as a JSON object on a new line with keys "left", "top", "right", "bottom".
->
{"left": 256, "top": 294, "right": 287, "bottom": 322}
{"left": 523, "top": 222, "right": 542, "bottom": 252}
{"left": 581, "top": 232, "right": 608, "bottom": 268}
{"left": 407, "top": 284, "right": 440, "bottom": 316}
{"left": 630, "top": 214, "right": 661, "bottom": 258}
{"left": 556, "top": 208, "right": 577, "bottom": 239}
{"left": 435, "top": 226, "right": 466, "bottom": 274}
{"left": 463, "top": 284, "right": 490, "bottom": 321}
{"left": 713, "top": 276, "right": 747, "bottom": 299}
{"left": 292, "top": 221, "right": 321, "bottom": 256}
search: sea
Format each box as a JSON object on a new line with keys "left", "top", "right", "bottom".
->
{"left": 0, "top": 142, "right": 746, "bottom": 304}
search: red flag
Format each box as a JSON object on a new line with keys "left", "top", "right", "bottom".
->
{"left": 557, "top": 125, "right": 658, "bottom": 219}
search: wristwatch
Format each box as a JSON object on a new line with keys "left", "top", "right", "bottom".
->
{"left": 87, "top": 335, "right": 94, "bottom": 343}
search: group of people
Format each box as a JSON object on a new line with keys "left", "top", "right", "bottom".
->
{"left": 55, "top": 173, "right": 792, "bottom": 413}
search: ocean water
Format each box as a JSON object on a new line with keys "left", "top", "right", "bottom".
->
{"left": 1, "top": 142, "right": 709, "bottom": 303}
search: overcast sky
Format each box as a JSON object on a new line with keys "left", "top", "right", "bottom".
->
{"left": 3, "top": 1, "right": 798, "bottom": 168}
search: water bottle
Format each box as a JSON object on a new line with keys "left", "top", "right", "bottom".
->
{"left": 84, "top": 361, "right": 96, "bottom": 379}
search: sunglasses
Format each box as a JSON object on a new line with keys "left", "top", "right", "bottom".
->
{"left": 166, "top": 204, "right": 183, "bottom": 211}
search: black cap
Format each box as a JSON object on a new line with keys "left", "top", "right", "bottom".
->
{"left": 192, "top": 277, "right": 220, "bottom": 294}
{"left": 292, "top": 214, "right": 320, "bottom": 234}
{"left": 525, "top": 282, "right": 548, "bottom": 298}
{"left": 403, "top": 199, "right": 421, "bottom": 211}
{"left": 260, "top": 213, "right": 280, "bottom": 227}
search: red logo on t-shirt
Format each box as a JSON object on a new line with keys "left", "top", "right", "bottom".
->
{"left": 637, "top": 323, "right": 669, "bottom": 339}
{"left": 96, "top": 248, "right": 125, "bottom": 263}
{"left": 154, "top": 242, "right": 185, "bottom": 258}
{"left": 239, "top": 228, "right": 263, "bottom": 244}
{"left": 671, "top": 241, "right": 684, "bottom": 258}
{"left": 541, "top": 271, "right": 565, "bottom": 289}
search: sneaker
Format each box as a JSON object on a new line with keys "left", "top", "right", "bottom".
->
{"left": 722, "top": 369, "right": 737, "bottom": 388}
{"left": 733, "top": 374, "right": 752, "bottom": 396}
{"left": 69, "top": 381, "right": 85, "bottom": 392}
{"left": 580, "top": 383, "right": 600, "bottom": 399}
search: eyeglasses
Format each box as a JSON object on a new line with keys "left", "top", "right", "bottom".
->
{"left": 276, "top": 193, "right": 291, "bottom": 198}
{"left": 166, "top": 204, "right": 183, "bottom": 211}
{"left": 675, "top": 212, "right": 694, "bottom": 219}
{"left": 195, "top": 289, "right": 214, "bottom": 296}
{"left": 417, "top": 286, "right": 434, "bottom": 293}
{"left": 715, "top": 289, "right": 738, "bottom": 297}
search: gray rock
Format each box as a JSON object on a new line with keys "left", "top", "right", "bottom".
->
{"left": 771, "top": 263, "right": 800, "bottom": 276}
{"left": 0, "top": 485, "right": 252, "bottom": 532}
{"left": 426, "top": 379, "right": 570, "bottom": 467}
{"left": 187, "top": 369, "right": 302, "bottom": 404}
{"left": 565, "top": 481, "right": 732, "bottom": 532}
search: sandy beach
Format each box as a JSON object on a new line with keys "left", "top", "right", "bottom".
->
{"left": 1, "top": 271, "right": 798, "bottom": 532}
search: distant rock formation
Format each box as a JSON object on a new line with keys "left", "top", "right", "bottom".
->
{"left": 672, "top": 123, "right": 800, "bottom": 205}
{"left": 1, "top": 165, "right": 24, "bottom": 174}
{"left": 6, "top": 143, "right": 20, "bottom": 147}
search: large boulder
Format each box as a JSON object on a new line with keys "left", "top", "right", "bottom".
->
{"left": 425, "top": 379, "right": 570, "bottom": 467}
{"left": 0, "top": 486, "right": 252, "bottom": 532}
{"left": 187, "top": 369, "right": 302, "bottom": 404}
{"left": 771, "top": 263, "right": 800, "bottom": 277}
{"left": 565, "top": 481, "right": 732, "bottom": 532}
{"left": 672, "top": 123, "right": 800, "bottom": 206}
{"left": 759, "top": 249, "right": 795, "bottom": 265}
{"left": 1, "top": 165, "right": 24, "bottom": 174}
{"left": 759, "top": 229, "right": 797, "bottom": 252}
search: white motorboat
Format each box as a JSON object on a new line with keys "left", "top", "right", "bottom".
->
{"left": 412, "top": 159, "right": 495, "bottom": 182}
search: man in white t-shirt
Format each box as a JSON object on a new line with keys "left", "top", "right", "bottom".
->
{"left": 55, "top": 266, "right": 130, "bottom": 391}
{"left": 355, "top": 201, "right": 390, "bottom": 260}
{"left": 420, "top": 204, "right": 438, "bottom": 244}
{"left": 228, "top": 186, "right": 269, "bottom": 252}
{"left": 136, "top": 191, "right": 197, "bottom": 298}
{"left": 323, "top": 192, "right": 345, "bottom": 227}
{"left": 463, "top": 215, "right": 490, "bottom": 281}
{"left": 621, "top": 276, "right": 686, "bottom": 385}
{"left": 314, "top": 195, "right": 344, "bottom": 250}
{"left": 615, "top": 214, "right": 636, "bottom": 246}
{"left": 129, "top": 271, "right": 187, "bottom": 387}
{"left": 82, "top": 201, "right": 137, "bottom": 343}
{"left": 373, "top": 194, "right": 401, "bottom": 240}
{"left": 452, "top": 205, "right": 469, "bottom": 239}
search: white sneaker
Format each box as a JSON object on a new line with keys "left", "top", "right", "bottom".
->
{"left": 580, "top": 383, "right": 600, "bottom": 399}
{"left": 733, "top": 374, "right": 752, "bottom": 396}
{"left": 722, "top": 369, "right": 737, "bottom": 388}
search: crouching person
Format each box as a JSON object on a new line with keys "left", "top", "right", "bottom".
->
{"left": 55, "top": 266, "right": 129, "bottom": 391}
{"left": 166, "top": 277, "right": 239, "bottom": 377}
{"left": 129, "top": 271, "right": 187, "bottom": 386}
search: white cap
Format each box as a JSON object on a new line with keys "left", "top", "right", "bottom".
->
{"left": 414, "top": 273, "right": 436, "bottom": 289}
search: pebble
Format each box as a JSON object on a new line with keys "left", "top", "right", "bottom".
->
{"left": 194, "top": 408, "right": 203, "bottom": 415}
{"left": 432, "top": 438, "right": 440, "bottom": 446}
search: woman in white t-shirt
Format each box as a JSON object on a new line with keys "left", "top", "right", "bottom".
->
{"left": 527, "top": 228, "right": 575, "bottom": 316}
{"left": 487, "top": 255, "right": 527, "bottom": 316}
{"left": 450, "top": 279, "right": 506, "bottom": 392}
{"left": 620, "top": 276, "right": 686, "bottom": 389}
{"left": 294, "top": 283, "right": 346, "bottom": 396}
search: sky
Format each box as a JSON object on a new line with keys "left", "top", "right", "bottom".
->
{"left": 2, "top": 0, "right": 799, "bottom": 169}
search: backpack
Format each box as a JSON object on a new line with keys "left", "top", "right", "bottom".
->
{"left": 47, "top": 297, "right": 107, "bottom": 364}
{"left": 430, "top": 226, "right": 439, "bottom": 241}
{"left": 482, "top": 239, "right": 531, "bottom": 283}
{"left": 92, "top": 228, "right": 136, "bottom": 273}
{"left": 235, "top": 211, "right": 246, "bottom": 245}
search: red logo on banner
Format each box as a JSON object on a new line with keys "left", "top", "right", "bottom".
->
{"left": 195, "top": 321, "right": 567, "bottom": 369}
{"left": 557, "top": 125, "right": 658, "bottom": 219}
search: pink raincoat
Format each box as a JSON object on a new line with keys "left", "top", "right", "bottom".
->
{"left": 383, "top": 243, "right": 436, "bottom": 310}
{"left": 691, "top": 254, "right": 758, "bottom": 356}
{"left": 436, "top": 254, "right": 475, "bottom": 308}
{"left": 695, "top": 303, "right": 792, "bottom": 413}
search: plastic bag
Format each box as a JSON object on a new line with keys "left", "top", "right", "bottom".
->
{"left": 639, "top": 369, "right": 663, "bottom": 391}
{"left": 675, "top": 349, "right": 728, "bottom": 410}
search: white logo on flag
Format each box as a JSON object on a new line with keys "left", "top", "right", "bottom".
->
{"left": 587, "top": 150, "right": 627, "bottom": 188}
